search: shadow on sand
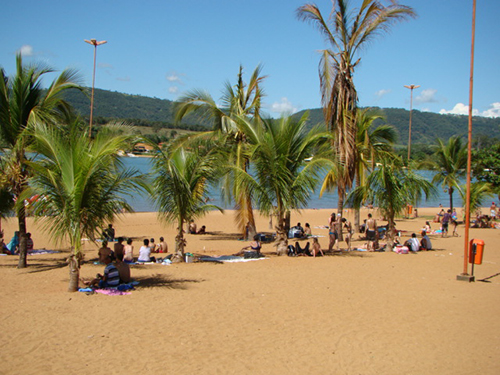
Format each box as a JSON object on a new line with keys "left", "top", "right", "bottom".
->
{"left": 134, "top": 273, "right": 204, "bottom": 290}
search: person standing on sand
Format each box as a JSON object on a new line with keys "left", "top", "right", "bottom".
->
{"left": 328, "top": 221, "right": 339, "bottom": 252}
{"left": 341, "top": 218, "right": 353, "bottom": 251}
{"left": 366, "top": 213, "right": 377, "bottom": 252}
{"left": 442, "top": 209, "right": 452, "bottom": 237}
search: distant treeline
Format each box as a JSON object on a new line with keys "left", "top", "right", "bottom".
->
{"left": 64, "top": 87, "right": 500, "bottom": 147}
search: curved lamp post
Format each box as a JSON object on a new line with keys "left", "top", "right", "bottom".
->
{"left": 84, "top": 39, "right": 107, "bottom": 138}
{"left": 404, "top": 84, "right": 420, "bottom": 161}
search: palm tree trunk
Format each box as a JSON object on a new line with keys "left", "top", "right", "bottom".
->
{"left": 449, "top": 186, "right": 454, "bottom": 212}
{"left": 67, "top": 252, "right": 80, "bottom": 292}
{"left": 246, "top": 197, "right": 257, "bottom": 240}
{"left": 17, "top": 207, "right": 27, "bottom": 269}
{"left": 275, "top": 210, "right": 288, "bottom": 256}
{"left": 354, "top": 174, "right": 361, "bottom": 233}
{"left": 385, "top": 210, "right": 396, "bottom": 252}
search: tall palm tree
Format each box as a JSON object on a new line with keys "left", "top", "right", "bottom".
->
{"left": 26, "top": 120, "right": 147, "bottom": 291}
{"left": 152, "top": 144, "right": 223, "bottom": 261}
{"left": 348, "top": 155, "right": 434, "bottom": 252}
{"left": 424, "top": 136, "right": 467, "bottom": 212}
{"left": 297, "top": 1, "right": 415, "bottom": 220}
{"left": 0, "top": 54, "right": 81, "bottom": 268}
{"left": 175, "top": 65, "right": 266, "bottom": 239}
{"left": 234, "top": 113, "right": 332, "bottom": 255}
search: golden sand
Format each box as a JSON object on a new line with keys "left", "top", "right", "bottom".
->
{"left": 1, "top": 207, "right": 499, "bottom": 374}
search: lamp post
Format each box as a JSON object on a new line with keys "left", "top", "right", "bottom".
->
{"left": 84, "top": 38, "right": 107, "bottom": 138}
{"left": 458, "top": 0, "right": 476, "bottom": 282}
{"left": 404, "top": 84, "right": 420, "bottom": 161}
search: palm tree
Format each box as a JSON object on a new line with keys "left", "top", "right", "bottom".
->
{"left": 423, "top": 136, "right": 467, "bottom": 212}
{"left": 0, "top": 54, "right": 81, "bottom": 268}
{"left": 297, "top": 1, "right": 415, "bottom": 220}
{"left": 353, "top": 109, "right": 397, "bottom": 230}
{"left": 234, "top": 114, "right": 332, "bottom": 255}
{"left": 459, "top": 181, "right": 493, "bottom": 218}
{"left": 26, "top": 120, "right": 147, "bottom": 291}
{"left": 152, "top": 144, "right": 223, "bottom": 261}
{"left": 348, "top": 155, "right": 434, "bottom": 252}
{"left": 175, "top": 65, "right": 266, "bottom": 239}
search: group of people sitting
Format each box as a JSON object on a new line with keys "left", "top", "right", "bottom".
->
{"left": 288, "top": 222, "right": 312, "bottom": 239}
{"left": 287, "top": 237, "right": 324, "bottom": 257}
{"left": 402, "top": 231, "right": 433, "bottom": 252}
{"left": 1, "top": 230, "right": 34, "bottom": 255}
{"left": 188, "top": 220, "right": 206, "bottom": 235}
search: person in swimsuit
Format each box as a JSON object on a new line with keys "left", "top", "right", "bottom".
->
{"left": 366, "top": 213, "right": 377, "bottom": 252}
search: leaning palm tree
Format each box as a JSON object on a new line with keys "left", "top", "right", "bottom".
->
{"left": 422, "top": 136, "right": 467, "bottom": 212}
{"left": 0, "top": 54, "right": 81, "bottom": 268}
{"left": 234, "top": 113, "right": 332, "bottom": 255}
{"left": 175, "top": 65, "right": 266, "bottom": 239}
{"left": 26, "top": 120, "right": 147, "bottom": 291}
{"left": 297, "top": 1, "right": 415, "bottom": 220}
{"left": 348, "top": 155, "right": 434, "bottom": 252}
{"left": 152, "top": 144, "right": 223, "bottom": 261}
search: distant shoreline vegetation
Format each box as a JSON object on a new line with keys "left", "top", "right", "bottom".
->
{"left": 62, "top": 87, "right": 500, "bottom": 150}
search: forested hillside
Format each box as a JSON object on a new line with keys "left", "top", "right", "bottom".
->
{"left": 65, "top": 87, "right": 500, "bottom": 146}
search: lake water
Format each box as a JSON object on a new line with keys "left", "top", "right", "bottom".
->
{"left": 122, "top": 157, "right": 464, "bottom": 212}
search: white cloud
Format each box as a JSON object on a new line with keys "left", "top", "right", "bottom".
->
{"left": 271, "top": 97, "right": 298, "bottom": 115}
{"left": 168, "top": 86, "right": 179, "bottom": 94}
{"left": 481, "top": 102, "right": 500, "bottom": 118}
{"left": 415, "top": 88, "right": 438, "bottom": 104}
{"left": 19, "top": 45, "right": 33, "bottom": 56}
{"left": 439, "top": 103, "right": 479, "bottom": 116}
{"left": 166, "top": 72, "right": 183, "bottom": 84}
{"left": 375, "top": 89, "right": 391, "bottom": 99}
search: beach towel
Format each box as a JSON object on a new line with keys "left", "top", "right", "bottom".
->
{"left": 28, "top": 249, "right": 61, "bottom": 255}
{"left": 199, "top": 255, "right": 268, "bottom": 263}
{"left": 95, "top": 289, "right": 131, "bottom": 296}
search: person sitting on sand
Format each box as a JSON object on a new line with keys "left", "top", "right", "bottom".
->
{"left": 0, "top": 230, "right": 9, "bottom": 254}
{"left": 188, "top": 220, "right": 197, "bottom": 234}
{"left": 404, "top": 233, "right": 420, "bottom": 252}
{"left": 423, "top": 221, "right": 432, "bottom": 233}
{"left": 26, "top": 232, "right": 34, "bottom": 253}
{"left": 123, "top": 238, "right": 134, "bottom": 263}
{"left": 197, "top": 225, "right": 206, "bottom": 234}
{"left": 98, "top": 240, "right": 113, "bottom": 263}
{"left": 6, "top": 231, "right": 19, "bottom": 255}
{"left": 138, "top": 238, "right": 155, "bottom": 262}
{"left": 114, "top": 237, "right": 124, "bottom": 259}
{"left": 295, "top": 241, "right": 312, "bottom": 256}
{"left": 304, "top": 223, "right": 312, "bottom": 237}
{"left": 311, "top": 237, "right": 324, "bottom": 257}
{"left": 114, "top": 251, "right": 131, "bottom": 284}
{"left": 88, "top": 253, "right": 120, "bottom": 288}
{"left": 420, "top": 231, "right": 432, "bottom": 251}
{"left": 158, "top": 237, "right": 168, "bottom": 253}
{"left": 233, "top": 235, "right": 262, "bottom": 257}
{"left": 150, "top": 238, "right": 158, "bottom": 253}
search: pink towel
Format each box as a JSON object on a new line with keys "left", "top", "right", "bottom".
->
{"left": 95, "top": 289, "right": 131, "bottom": 296}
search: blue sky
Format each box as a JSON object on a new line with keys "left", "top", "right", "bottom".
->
{"left": 2, "top": 0, "right": 499, "bottom": 118}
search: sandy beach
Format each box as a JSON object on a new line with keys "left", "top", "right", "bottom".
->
{"left": 1, "top": 207, "right": 499, "bottom": 374}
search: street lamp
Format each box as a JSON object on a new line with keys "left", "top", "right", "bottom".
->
{"left": 404, "top": 84, "right": 420, "bottom": 161}
{"left": 84, "top": 38, "right": 107, "bottom": 138}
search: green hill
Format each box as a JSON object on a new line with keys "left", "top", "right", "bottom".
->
{"left": 65, "top": 87, "right": 500, "bottom": 145}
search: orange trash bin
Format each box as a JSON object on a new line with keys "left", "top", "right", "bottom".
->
{"left": 469, "top": 239, "right": 485, "bottom": 265}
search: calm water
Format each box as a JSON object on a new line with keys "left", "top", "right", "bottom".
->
{"left": 122, "top": 157, "right": 464, "bottom": 212}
